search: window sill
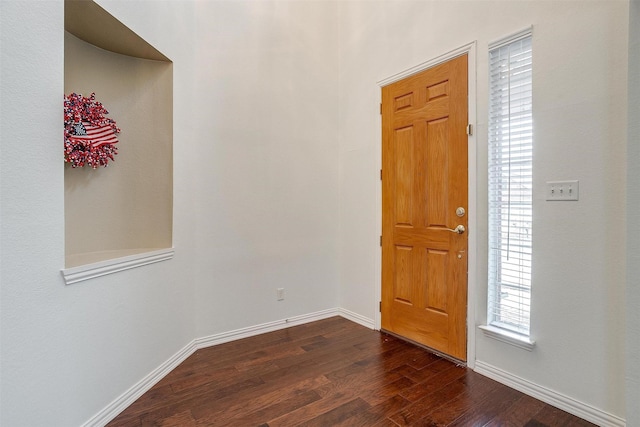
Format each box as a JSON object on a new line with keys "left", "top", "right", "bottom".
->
{"left": 61, "top": 248, "right": 174, "bottom": 285}
{"left": 479, "top": 324, "right": 536, "bottom": 351}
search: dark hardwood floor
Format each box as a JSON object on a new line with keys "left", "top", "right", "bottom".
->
{"left": 107, "top": 317, "right": 596, "bottom": 426}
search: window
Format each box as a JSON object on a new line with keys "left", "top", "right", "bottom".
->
{"left": 487, "top": 30, "right": 533, "bottom": 340}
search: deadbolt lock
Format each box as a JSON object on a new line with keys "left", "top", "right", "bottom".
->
{"left": 456, "top": 207, "right": 466, "bottom": 217}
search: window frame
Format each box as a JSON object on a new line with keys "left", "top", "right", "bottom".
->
{"left": 483, "top": 28, "right": 535, "bottom": 349}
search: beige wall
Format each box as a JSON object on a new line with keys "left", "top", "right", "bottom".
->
{"left": 64, "top": 32, "right": 173, "bottom": 266}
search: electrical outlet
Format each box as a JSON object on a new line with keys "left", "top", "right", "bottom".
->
{"left": 277, "top": 288, "right": 285, "bottom": 301}
{"left": 546, "top": 180, "right": 579, "bottom": 201}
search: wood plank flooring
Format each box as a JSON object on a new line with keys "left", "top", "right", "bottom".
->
{"left": 107, "top": 317, "right": 596, "bottom": 427}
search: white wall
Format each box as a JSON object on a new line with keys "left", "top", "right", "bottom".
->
{"left": 338, "top": 0, "right": 628, "bottom": 420}
{"left": 185, "top": 0, "right": 341, "bottom": 335}
{"left": 627, "top": 0, "right": 640, "bottom": 424}
{"left": 103, "top": 0, "right": 342, "bottom": 337}
{"left": 0, "top": 2, "right": 197, "bottom": 425}
{"left": 1, "top": 0, "right": 633, "bottom": 425}
{"left": 0, "top": 0, "right": 341, "bottom": 425}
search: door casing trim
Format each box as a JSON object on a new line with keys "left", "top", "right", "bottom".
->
{"left": 375, "top": 41, "right": 477, "bottom": 368}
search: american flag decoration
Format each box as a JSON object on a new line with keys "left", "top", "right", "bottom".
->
{"left": 64, "top": 92, "right": 120, "bottom": 168}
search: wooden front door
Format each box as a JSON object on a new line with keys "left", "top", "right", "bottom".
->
{"left": 381, "top": 54, "right": 468, "bottom": 361}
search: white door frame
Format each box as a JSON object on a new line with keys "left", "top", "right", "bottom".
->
{"left": 375, "top": 41, "right": 478, "bottom": 367}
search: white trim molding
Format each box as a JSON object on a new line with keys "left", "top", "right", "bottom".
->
{"left": 195, "top": 308, "right": 341, "bottom": 349}
{"left": 61, "top": 248, "right": 174, "bottom": 285}
{"left": 81, "top": 308, "right": 343, "bottom": 426}
{"left": 338, "top": 308, "right": 375, "bottom": 329}
{"left": 474, "top": 361, "right": 626, "bottom": 427}
{"left": 375, "top": 40, "right": 478, "bottom": 367}
{"left": 479, "top": 324, "right": 535, "bottom": 351}
{"left": 488, "top": 26, "right": 533, "bottom": 50}
{"left": 81, "top": 338, "right": 197, "bottom": 427}
{"left": 377, "top": 42, "right": 476, "bottom": 87}
{"left": 81, "top": 310, "right": 624, "bottom": 427}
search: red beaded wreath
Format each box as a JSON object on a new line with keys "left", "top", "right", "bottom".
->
{"left": 64, "top": 92, "right": 120, "bottom": 168}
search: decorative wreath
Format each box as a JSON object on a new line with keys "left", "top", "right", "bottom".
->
{"left": 64, "top": 92, "right": 120, "bottom": 168}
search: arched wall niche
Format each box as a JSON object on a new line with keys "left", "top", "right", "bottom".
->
{"left": 63, "top": 0, "right": 173, "bottom": 282}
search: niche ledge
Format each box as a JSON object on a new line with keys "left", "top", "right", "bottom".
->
{"left": 62, "top": 248, "right": 174, "bottom": 285}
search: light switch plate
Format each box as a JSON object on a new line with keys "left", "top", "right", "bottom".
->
{"left": 546, "top": 180, "right": 579, "bottom": 201}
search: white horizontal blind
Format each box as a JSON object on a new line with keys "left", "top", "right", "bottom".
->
{"left": 488, "top": 32, "right": 533, "bottom": 337}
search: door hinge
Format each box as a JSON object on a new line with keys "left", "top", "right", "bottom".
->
{"left": 380, "top": 169, "right": 382, "bottom": 180}
{"left": 380, "top": 103, "right": 382, "bottom": 115}
{"left": 380, "top": 235, "right": 382, "bottom": 246}
{"left": 379, "top": 301, "right": 382, "bottom": 312}
{"left": 466, "top": 124, "right": 473, "bottom": 135}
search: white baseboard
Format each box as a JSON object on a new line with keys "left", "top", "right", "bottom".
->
{"left": 82, "top": 308, "right": 342, "bottom": 427}
{"left": 474, "top": 361, "right": 626, "bottom": 427}
{"left": 338, "top": 308, "right": 375, "bottom": 329}
{"left": 195, "top": 308, "right": 341, "bottom": 349}
{"left": 81, "top": 339, "right": 197, "bottom": 427}
{"left": 87, "top": 313, "right": 624, "bottom": 427}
